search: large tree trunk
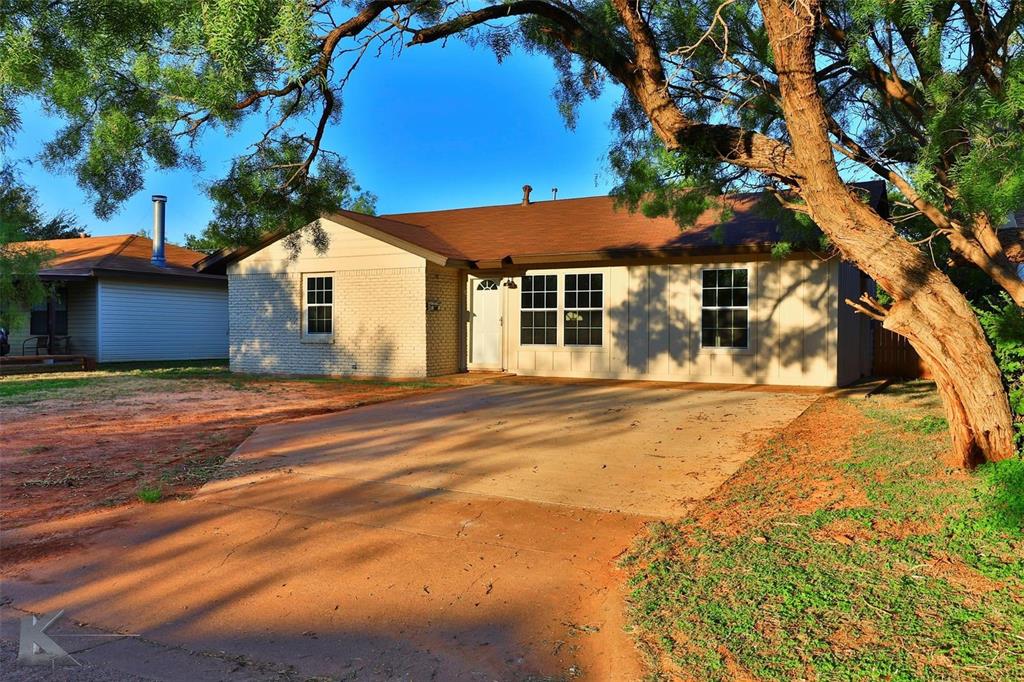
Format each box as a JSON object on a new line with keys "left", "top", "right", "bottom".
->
{"left": 600, "top": 0, "right": 1014, "bottom": 464}
{"left": 757, "top": 0, "right": 1016, "bottom": 466}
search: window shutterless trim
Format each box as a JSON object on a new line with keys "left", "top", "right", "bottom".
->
{"left": 563, "top": 272, "right": 604, "bottom": 347}
{"left": 303, "top": 273, "right": 334, "bottom": 337}
{"left": 699, "top": 267, "right": 750, "bottom": 350}
{"left": 520, "top": 274, "right": 558, "bottom": 346}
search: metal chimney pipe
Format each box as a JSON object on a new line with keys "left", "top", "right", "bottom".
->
{"left": 521, "top": 184, "right": 532, "bottom": 206}
{"left": 151, "top": 195, "right": 167, "bottom": 267}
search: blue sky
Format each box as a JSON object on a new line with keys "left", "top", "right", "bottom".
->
{"left": 10, "top": 41, "right": 623, "bottom": 245}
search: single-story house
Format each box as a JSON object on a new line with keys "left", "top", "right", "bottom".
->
{"left": 199, "top": 184, "right": 884, "bottom": 387}
{"left": 7, "top": 198, "right": 228, "bottom": 362}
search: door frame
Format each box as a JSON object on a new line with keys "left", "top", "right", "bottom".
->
{"left": 466, "top": 274, "right": 506, "bottom": 371}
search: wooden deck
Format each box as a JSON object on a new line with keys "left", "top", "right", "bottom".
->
{"left": 0, "top": 354, "right": 96, "bottom": 375}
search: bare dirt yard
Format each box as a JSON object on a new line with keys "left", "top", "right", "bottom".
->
{"left": 0, "top": 362, "right": 465, "bottom": 533}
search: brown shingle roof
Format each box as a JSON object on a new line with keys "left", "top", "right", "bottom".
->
{"left": 196, "top": 182, "right": 886, "bottom": 272}
{"left": 378, "top": 181, "right": 886, "bottom": 265}
{"left": 383, "top": 194, "right": 776, "bottom": 263}
{"left": 15, "top": 235, "right": 221, "bottom": 280}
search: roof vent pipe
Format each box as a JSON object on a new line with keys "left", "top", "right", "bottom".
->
{"left": 151, "top": 195, "right": 167, "bottom": 267}
{"left": 551, "top": 187, "right": 558, "bottom": 200}
{"left": 521, "top": 184, "right": 532, "bottom": 206}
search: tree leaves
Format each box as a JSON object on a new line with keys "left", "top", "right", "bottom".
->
{"left": 184, "top": 141, "right": 375, "bottom": 254}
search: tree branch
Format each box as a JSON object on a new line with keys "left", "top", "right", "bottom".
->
{"left": 845, "top": 293, "right": 889, "bottom": 321}
{"left": 410, "top": 0, "right": 802, "bottom": 182}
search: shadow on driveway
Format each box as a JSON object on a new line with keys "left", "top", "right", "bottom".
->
{"left": 2, "top": 382, "right": 817, "bottom": 680}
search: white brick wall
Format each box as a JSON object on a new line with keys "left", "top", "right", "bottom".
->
{"left": 229, "top": 266, "right": 428, "bottom": 377}
{"left": 425, "top": 264, "right": 463, "bottom": 376}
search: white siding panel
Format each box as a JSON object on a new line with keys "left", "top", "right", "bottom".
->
{"left": 505, "top": 258, "right": 842, "bottom": 387}
{"left": 98, "top": 279, "right": 228, "bottom": 362}
{"left": 232, "top": 217, "right": 424, "bottom": 275}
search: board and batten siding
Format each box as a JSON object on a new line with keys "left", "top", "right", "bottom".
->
{"left": 504, "top": 256, "right": 860, "bottom": 387}
{"left": 227, "top": 217, "right": 434, "bottom": 377}
{"left": 97, "top": 278, "right": 228, "bottom": 362}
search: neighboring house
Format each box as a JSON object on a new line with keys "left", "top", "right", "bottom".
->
{"left": 199, "top": 184, "right": 883, "bottom": 387}
{"left": 999, "top": 210, "right": 1024, "bottom": 279}
{"left": 8, "top": 200, "right": 228, "bottom": 362}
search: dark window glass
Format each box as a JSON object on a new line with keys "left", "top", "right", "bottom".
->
{"left": 700, "top": 268, "right": 749, "bottom": 349}
{"left": 29, "top": 311, "right": 68, "bottom": 336}
{"left": 29, "top": 287, "right": 68, "bottom": 336}
{"left": 520, "top": 275, "right": 557, "bottom": 345}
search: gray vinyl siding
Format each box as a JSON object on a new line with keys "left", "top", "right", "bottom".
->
{"left": 66, "top": 280, "right": 98, "bottom": 357}
{"left": 97, "top": 278, "right": 228, "bottom": 362}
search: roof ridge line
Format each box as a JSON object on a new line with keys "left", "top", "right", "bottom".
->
{"left": 333, "top": 208, "right": 432, "bottom": 230}
{"left": 382, "top": 194, "right": 612, "bottom": 217}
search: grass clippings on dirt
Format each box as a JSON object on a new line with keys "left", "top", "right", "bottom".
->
{"left": 623, "top": 382, "right": 1024, "bottom": 682}
{"left": 1, "top": 361, "right": 453, "bottom": 533}
{"left": 0, "top": 359, "right": 440, "bottom": 404}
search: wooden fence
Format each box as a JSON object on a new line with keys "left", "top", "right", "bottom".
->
{"left": 873, "top": 326, "right": 932, "bottom": 379}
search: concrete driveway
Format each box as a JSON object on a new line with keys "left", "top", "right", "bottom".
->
{"left": 2, "top": 381, "right": 817, "bottom": 681}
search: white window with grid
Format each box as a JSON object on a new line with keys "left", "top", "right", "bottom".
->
{"left": 701, "top": 268, "right": 749, "bottom": 349}
{"left": 304, "top": 274, "right": 333, "bottom": 336}
{"left": 520, "top": 274, "right": 557, "bottom": 345}
{"left": 563, "top": 273, "right": 603, "bottom": 346}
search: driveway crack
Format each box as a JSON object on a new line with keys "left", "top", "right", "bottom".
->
{"left": 455, "top": 510, "right": 484, "bottom": 538}
{"left": 204, "top": 512, "right": 286, "bottom": 576}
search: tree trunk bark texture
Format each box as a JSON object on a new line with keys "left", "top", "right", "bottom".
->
{"left": 601, "top": 0, "right": 1015, "bottom": 464}
{"left": 755, "top": 0, "right": 1015, "bottom": 465}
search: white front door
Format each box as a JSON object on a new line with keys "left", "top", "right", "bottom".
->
{"left": 469, "top": 277, "right": 502, "bottom": 369}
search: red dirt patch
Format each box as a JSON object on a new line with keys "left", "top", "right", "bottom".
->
{"left": 1, "top": 375, "right": 458, "bottom": 533}
{"left": 693, "top": 398, "right": 872, "bottom": 537}
{"left": 921, "top": 554, "right": 1006, "bottom": 595}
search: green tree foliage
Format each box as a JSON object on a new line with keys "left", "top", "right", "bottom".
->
{"left": 1, "top": 0, "right": 390, "bottom": 242}
{"left": 0, "top": 230, "right": 51, "bottom": 331}
{"left": 3, "top": 0, "right": 1020, "bottom": 277}
{"left": 185, "top": 144, "right": 376, "bottom": 253}
{"left": 0, "top": 165, "right": 62, "bottom": 329}
{"left": 0, "top": 165, "right": 87, "bottom": 241}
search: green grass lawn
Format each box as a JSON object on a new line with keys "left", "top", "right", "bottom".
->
{"left": 623, "top": 387, "right": 1024, "bottom": 681}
